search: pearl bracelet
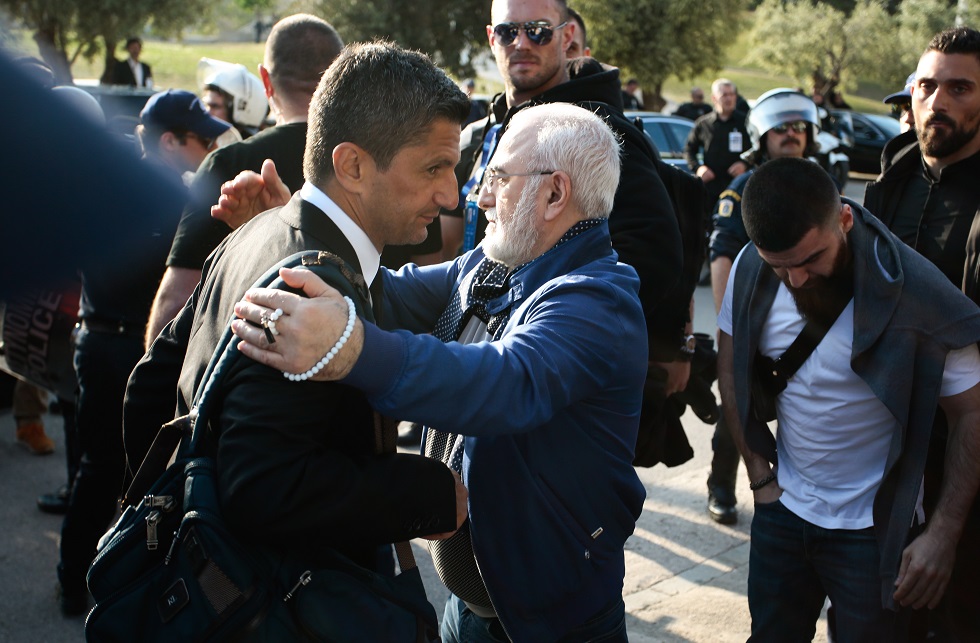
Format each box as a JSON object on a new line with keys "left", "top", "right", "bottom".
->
{"left": 283, "top": 295, "right": 356, "bottom": 382}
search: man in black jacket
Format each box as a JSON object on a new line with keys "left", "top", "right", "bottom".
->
{"left": 863, "top": 27, "right": 980, "bottom": 641}
{"left": 123, "top": 42, "right": 469, "bottom": 603}
{"left": 441, "top": 0, "right": 694, "bottom": 461}
{"left": 684, "top": 78, "right": 750, "bottom": 207}
{"left": 110, "top": 37, "right": 152, "bottom": 88}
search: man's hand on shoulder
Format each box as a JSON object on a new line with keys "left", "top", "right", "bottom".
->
{"left": 232, "top": 267, "right": 364, "bottom": 381}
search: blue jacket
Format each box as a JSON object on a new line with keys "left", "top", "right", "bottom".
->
{"left": 345, "top": 222, "right": 648, "bottom": 641}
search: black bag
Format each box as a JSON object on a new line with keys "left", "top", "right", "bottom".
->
{"left": 85, "top": 251, "right": 440, "bottom": 642}
{"left": 750, "top": 352, "right": 785, "bottom": 422}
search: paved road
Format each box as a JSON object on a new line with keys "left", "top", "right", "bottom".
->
{"left": 0, "top": 179, "right": 869, "bottom": 641}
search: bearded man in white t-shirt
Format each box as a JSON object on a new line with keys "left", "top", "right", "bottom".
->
{"left": 717, "top": 157, "right": 980, "bottom": 643}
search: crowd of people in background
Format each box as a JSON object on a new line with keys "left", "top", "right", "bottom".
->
{"left": 2, "top": 2, "right": 980, "bottom": 641}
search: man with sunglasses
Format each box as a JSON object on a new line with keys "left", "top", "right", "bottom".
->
{"left": 442, "top": 0, "right": 693, "bottom": 464}
{"left": 707, "top": 88, "right": 823, "bottom": 526}
{"left": 56, "top": 89, "right": 233, "bottom": 615}
{"left": 864, "top": 27, "right": 980, "bottom": 640}
{"left": 883, "top": 72, "right": 916, "bottom": 134}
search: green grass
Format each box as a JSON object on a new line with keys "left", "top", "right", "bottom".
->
{"left": 7, "top": 35, "right": 266, "bottom": 92}
{"left": 72, "top": 41, "right": 266, "bottom": 91}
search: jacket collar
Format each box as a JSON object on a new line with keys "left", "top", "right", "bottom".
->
{"left": 276, "top": 194, "right": 364, "bottom": 276}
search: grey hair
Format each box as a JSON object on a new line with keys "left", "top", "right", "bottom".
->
{"left": 711, "top": 78, "right": 735, "bottom": 97}
{"left": 510, "top": 103, "right": 621, "bottom": 219}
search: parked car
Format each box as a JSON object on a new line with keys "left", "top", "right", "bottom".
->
{"left": 75, "top": 81, "right": 156, "bottom": 138}
{"left": 624, "top": 111, "right": 695, "bottom": 173}
{"left": 831, "top": 110, "right": 901, "bottom": 175}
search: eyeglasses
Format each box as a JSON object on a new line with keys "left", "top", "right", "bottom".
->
{"left": 769, "top": 121, "right": 808, "bottom": 135}
{"left": 492, "top": 21, "right": 567, "bottom": 46}
{"left": 481, "top": 168, "right": 555, "bottom": 192}
{"left": 182, "top": 131, "right": 216, "bottom": 151}
{"left": 890, "top": 103, "right": 911, "bottom": 117}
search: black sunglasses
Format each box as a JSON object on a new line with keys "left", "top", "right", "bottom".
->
{"left": 492, "top": 20, "right": 567, "bottom": 46}
{"left": 770, "top": 120, "right": 808, "bottom": 135}
{"left": 890, "top": 103, "right": 911, "bottom": 117}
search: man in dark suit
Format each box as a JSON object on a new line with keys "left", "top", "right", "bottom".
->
{"left": 110, "top": 37, "right": 152, "bottom": 87}
{"left": 123, "top": 42, "right": 470, "bottom": 592}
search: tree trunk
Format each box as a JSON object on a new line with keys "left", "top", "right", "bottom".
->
{"left": 33, "top": 26, "right": 72, "bottom": 85}
{"left": 646, "top": 81, "right": 666, "bottom": 112}
{"left": 101, "top": 37, "right": 118, "bottom": 85}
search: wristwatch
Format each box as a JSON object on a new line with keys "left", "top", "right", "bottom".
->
{"left": 679, "top": 334, "right": 696, "bottom": 362}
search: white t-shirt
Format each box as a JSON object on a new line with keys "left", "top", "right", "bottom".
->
{"left": 719, "top": 248, "right": 980, "bottom": 529}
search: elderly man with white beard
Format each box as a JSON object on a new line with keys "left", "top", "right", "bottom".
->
{"left": 228, "top": 102, "right": 647, "bottom": 642}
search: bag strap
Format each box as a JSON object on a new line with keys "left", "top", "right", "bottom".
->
{"left": 124, "top": 250, "right": 370, "bottom": 505}
{"left": 124, "top": 249, "right": 421, "bottom": 573}
{"left": 770, "top": 298, "right": 850, "bottom": 381}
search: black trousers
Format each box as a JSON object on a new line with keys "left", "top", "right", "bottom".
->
{"left": 58, "top": 327, "right": 143, "bottom": 594}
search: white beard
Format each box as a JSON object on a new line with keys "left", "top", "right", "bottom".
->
{"left": 482, "top": 182, "right": 540, "bottom": 268}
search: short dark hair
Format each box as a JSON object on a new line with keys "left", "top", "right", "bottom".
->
{"left": 265, "top": 14, "right": 344, "bottom": 100}
{"left": 927, "top": 26, "right": 980, "bottom": 64}
{"left": 124, "top": 37, "right": 141, "bottom": 49}
{"left": 742, "top": 158, "right": 841, "bottom": 252}
{"left": 567, "top": 7, "right": 587, "bottom": 44}
{"left": 304, "top": 41, "right": 470, "bottom": 186}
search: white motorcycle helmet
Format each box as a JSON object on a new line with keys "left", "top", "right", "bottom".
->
{"left": 197, "top": 58, "right": 269, "bottom": 134}
{"left": 744, "top": 88, "right": 820, "bottom": 162}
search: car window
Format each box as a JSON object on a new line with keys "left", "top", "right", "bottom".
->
{"left": 852, "top": 118, "right": 878, "bottom": 140}
{"left": 863, "top": 113, "right": 902, "bottom": 138}
{"left": 664, "top": 122, "right": 693, "bottom": 157}
{"left": 642, "top": 121, "right": 672, "bottom": 156}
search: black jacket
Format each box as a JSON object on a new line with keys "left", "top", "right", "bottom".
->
{"left": 124, "top": 195, "right": 458, "bottom": 571}
{"left": 485, "top": 58, "right": 686, "bottom": 360}
{"left": 865, "top": 130, "right": 980, "bottom": 296}
{"left": 110, "top": 58, "right": 151, "bottom": 87}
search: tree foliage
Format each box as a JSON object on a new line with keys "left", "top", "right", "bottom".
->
{"left": 889, "top": 0, "right": 957, "bottom": 79}
{"left": 312, "top": 0, "right": 488, "bottom": 77}
{"left": 575, "top": 0, "right": 747, "bottom": 110}
{"left": 0, "top": 0, "right": 212, "bottom": 83}
{"left": 747, "top": 0, "right": 897, "bottom": 97}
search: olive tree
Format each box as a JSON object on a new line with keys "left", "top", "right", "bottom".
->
{"left": 314, "top": 0, "right": 488, "bottom": 77}
{"left": 0, "top": 0, "right": 211, "bottom": 83}
{"left": 747, "top": 0, "right": 897, "bottom": 98}
{"left": 575, "top": 0, "right": 747, "bottom": 110}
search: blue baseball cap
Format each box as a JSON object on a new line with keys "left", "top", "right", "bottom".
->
{"left": 883, "top": 73, "right": 915, "bottom": 104}
{"left": 140, "top": 89, "right": 231, "bottom": 139}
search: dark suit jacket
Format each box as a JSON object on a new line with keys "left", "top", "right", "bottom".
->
{"left": 111, "top": 58, "right": 151, "bottom": 87}
{"left": 123, "top": 194, "right": 457, "bottom": 570}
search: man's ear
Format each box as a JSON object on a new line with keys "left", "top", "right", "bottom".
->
{"left": 159, "top": 131, "right": 179, "bottom": 153}
{"left": 331, "top": 142, "right": 372, "bottom": 194}
{"left": 258, "top": 64, "right": 274, "bottom": 99}
{"left": 840, "top": 203, "right": 854, "bottom": 233}
{"left": 542, "top": 171, "right": 572, "bottom": 222}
